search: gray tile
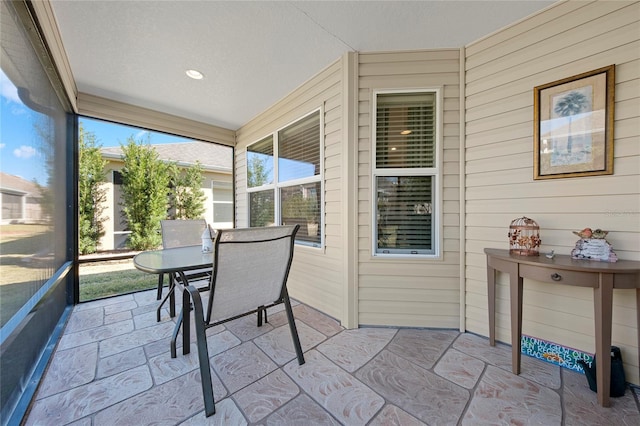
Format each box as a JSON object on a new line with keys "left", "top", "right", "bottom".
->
{"left": 212, "top": 341, "right": 278, "bottom": 394}
{"left": 434, "top": 348, "right": 484, "bottom": 389}
{"left": 93, "top": 369, "right": 216, "bottom": 425}
{"left": 104, "top": 300, "right": 138, "bottom": 315}
{"left": 99, "top": 320, "right": 175, "bottom": 357}
{"left": 285, "top": 350, "right": 384, "bottom": 426}
{"left": 97, "top": 346, "right": 146, "bottom": 379}
{"left": 104, "top": 309, "right": 132, "bottom": 325}
{"left": 453, "top": 333, "right": 560, "bottom": 389}
{"left": 387, "top": 328, "right": 458, "bottom": 369}
{"left": 179, "top": 398, "right": 248, "bottom": 425}
{"left": 25, "top": 365, "right": 152, "bottom": 425}
{"left": 23, "top": 294, "right": 640, "bottom": 426}
{"left": 462, "top": 365, "right": 561, "bottom": 425}
{"left": 317, "top": 327, "right": 396, "bottom": 372}
{"left": 369, "top": 405, "right": 427, "bottom": 426}
{"left": 254, "top": 320, "right": 326, "bottom": 365}
{"left": 233, "top": 369, "right": 299, "bottom": 423}
{"left": 225, "top": 314, "right": 275, "bottom": 342}
{"left": 563, "top": 369, "right": 640, "bottom": 426}
{"left": 36, "top": 343, "right": 98, "bottom": 399}
{"left": 58, "top": 319, "right": 134, "bottom": 351}
{"left": 64, "top": 307, "right": 104, "bottom": 333}
{"left": 266, "top": 394, "right": 341, "bottom": 426}
{"left": 293, "top": 304, "right": 343, "bottom": 337}
{"left": 356, "top": 349, "right": 469, "bottom": 425}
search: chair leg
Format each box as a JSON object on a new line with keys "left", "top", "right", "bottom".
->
{"left": 283, "top": 294, "right": 305, "bottom": 366}
{"left": 185, "top": 284, "right": 216, "bottom": 417}
{"left": 156, "top": 275, "right": 176, "bottom": 322}
{"left": 156, "top": 273, "right": 164, "bottom": 300}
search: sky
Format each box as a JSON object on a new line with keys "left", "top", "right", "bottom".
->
{"left": 1, "top": 69, "right": 191, "bottom": 186}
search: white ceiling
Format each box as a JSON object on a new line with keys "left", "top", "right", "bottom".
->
{"left": 50, "top": 0, "right": 555, "bottom": 131}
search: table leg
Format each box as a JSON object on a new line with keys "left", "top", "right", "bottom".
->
{"left": 181, "top": 271, "right": 191, "bottom": 355}
{"left": 169, "top": 273, "right": 176, "bottom": 318}
{"left": 510, "top": 272, "right": 523, "bottom": 375}
{"left": 594, "top": 273, "right": 614, "bottom": 407}
{"left": 487, "top": 264, "right": 496, "bottom": 346}
{"left": 637, "top": 288, "right": 640, "bottom": 382}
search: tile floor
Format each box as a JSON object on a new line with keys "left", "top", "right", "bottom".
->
{"left": 24, "top": 288, "right": 640, "bottom": 425}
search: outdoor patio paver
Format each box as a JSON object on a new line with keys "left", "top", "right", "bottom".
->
{"left": 23, "top": 288, "right": 640, "bottom": 425}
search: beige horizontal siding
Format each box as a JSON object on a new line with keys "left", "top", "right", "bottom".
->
{"left": 464, "top": 0, "right": 640, "bottom": 385}
{"left": 78, "top": 93, "right": 235, "bottom": 146}
{"left": 357, "top": 49, "right": 462, "bottom": 329}
{"left": 235, "top": 58, "right": 344, "bottom": 321}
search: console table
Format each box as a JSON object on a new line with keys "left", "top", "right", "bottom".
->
{"left": 484, "top": 248, "right": 640, "bottom": 407}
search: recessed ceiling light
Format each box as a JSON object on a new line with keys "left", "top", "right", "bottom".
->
{"left": 390, "top": 147, "right": 397, "bottom": 151}
{"left": 186, "top": 69, "right": 204, "bottom": 80}
{"left": 400, "top": 130, "right": 412, "bottom": 135}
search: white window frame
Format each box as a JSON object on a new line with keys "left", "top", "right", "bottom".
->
{"left": 246, "top": 108, "right": 324, "bottom": 248}
{"left": 211, "top": 180, "right": 234, "bottom": 229}
{"left": 371, "top": 88, "right": 443, "bottom": 259}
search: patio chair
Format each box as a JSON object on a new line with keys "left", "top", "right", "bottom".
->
{"left": 175, "top": 224, "right": 305, "bottom": 417}
{"left": 157, "top": 219, "right": 213, "bottom": 321}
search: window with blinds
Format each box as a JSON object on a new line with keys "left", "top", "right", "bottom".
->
{"left": 278, "top": 111, "right": 320, "bottom": 182}
{"left": 246, "top": 109, "right": 322, "bottom": 247}
{"left": 373, "top": 90, "right": 439, "bottom": 256}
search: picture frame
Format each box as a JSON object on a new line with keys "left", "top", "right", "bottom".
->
{"left": 533, "top": 65, "right": 615, "bottom": 180}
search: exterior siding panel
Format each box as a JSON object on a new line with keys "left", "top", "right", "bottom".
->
{"left": 464, "top": 0, "right": 640, "bottom": 384}
{"left": 235, "top": 59, "right": 344, "bottom": 320}
{"left": 357, "top": 49, "right": 462, "bottom": 328}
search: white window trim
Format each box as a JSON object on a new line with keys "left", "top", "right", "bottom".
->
{"left": 246, "top": 107, "right": 324, "bottom": 249}
{"left": 371, "top": 88, "right": 443, "bottom": 259}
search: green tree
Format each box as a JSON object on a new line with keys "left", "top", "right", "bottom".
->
{"left": 168, "top": 161, "right": 206, "bottom": 219}
{"left": 120, "top": 136, "right": 170, "bottom": 250}
{"left": 247, "top": 155, "right": 271, "bottom": 187}
{"left": 554, "top": 91, "right": 588, "bottom": 154}
{"left": 78, "top": 124, "right": 108, "bottom": 254}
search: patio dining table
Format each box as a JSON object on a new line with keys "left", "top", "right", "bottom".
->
{"left": 133, "top": 245, "right": 213, "bottom": 357}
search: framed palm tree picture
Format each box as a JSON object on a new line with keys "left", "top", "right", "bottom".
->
{"left": 533, "top": 65, "right": 615, "bottom": 179}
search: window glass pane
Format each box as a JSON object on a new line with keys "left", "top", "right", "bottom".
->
{"left": 213, "top": 203, "right": 233, "bottom": 223}
{"left": 249, "top": 190, "right": 274, "bottom": 227}
{"left": 247, "top": 136, "right": 274, "bottom": 187}
{"left": 278, "top": 111, "right": 320, "bottom": 182}
{"left": 281, "top": 182, "right": 321, "bottom": 246}
{"left": 377, "top": 176, "right": 433, "bottom": 254}
{"left": 212, "top": 181, "right": 233, "bottom": 202}
{"left": 1, "top": 13, "right": 68, "bottom": 327}
{"left": 212, "top": 181, "right": 233, "bottom": 224}
{"left": 376, "top": 92, "right": 435, "bottom": 168}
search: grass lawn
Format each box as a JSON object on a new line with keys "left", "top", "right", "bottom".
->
{"left": 79, "top": 262, "right": 158, "bottom": 301}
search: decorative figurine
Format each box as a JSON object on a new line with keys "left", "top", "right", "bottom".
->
{"left": 545, "top": 250, "right": 555, "bottom": 259}
{"left": 571, "top": 228, "right": 617, "bottom": 262}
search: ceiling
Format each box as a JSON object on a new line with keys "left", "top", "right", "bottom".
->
{"left": 50, "top": 0, "right": 555, "bottom": 131}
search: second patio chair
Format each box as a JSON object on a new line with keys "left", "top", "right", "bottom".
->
{"left": 175, "top": 224, "right": 305, "bottom": 417}
{"left": 157, "top": 219, "right": 213, "bottom": 321}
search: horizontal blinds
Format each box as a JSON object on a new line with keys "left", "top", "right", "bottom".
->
{"left": 376, "top": 92, "right": 435, "bottom": 168}
{"left": 247, "top": 136, "right": 274, "bottom": 187}
{"left": 278, "top": 111, "right": 320, "bottom": 181}
{"left": 377, "top": 176, "right": 433, "bottom": 253}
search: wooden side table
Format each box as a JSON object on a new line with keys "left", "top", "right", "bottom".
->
{"left": 484, "top": 248, "right": 640, "bottom": 407}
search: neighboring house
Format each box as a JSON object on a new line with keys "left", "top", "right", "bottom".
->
{"left": 0, "top": 172, "right": 45, "bottom": 225}
{"left": 99, "top": 141, "right": 233, "bottom": 250}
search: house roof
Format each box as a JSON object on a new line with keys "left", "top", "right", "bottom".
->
{"left": 101, "top": 141, "right": 233, "bottom": 173}
{"left": 0, "top": 172, "right": 43, "bottom": 196}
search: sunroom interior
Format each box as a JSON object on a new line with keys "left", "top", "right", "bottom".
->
{"left": 1, "top": 0, "right": 639, "bottom": 424}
